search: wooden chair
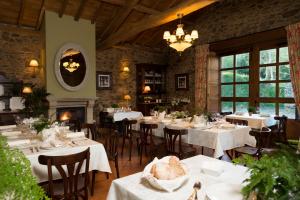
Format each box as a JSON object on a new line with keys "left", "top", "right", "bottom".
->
{"left": 38, "top": 148, "right": 90, "bottom": 200}
{"left": 220, "top": 112, "right": 233, "bottom": 116}
{"left": 99, "top": 111, "right": 115, "bottom": 148}
{"left": 234, "top": 127, "right": 272, "bottom": 159}
{"left": 121, "top": 118, "right": 138, "bottom": 161}
{"left": 272, "top": 115, "right": 288, "bottom": 143}
{"left": 163, "top": 127, "right": 196, "bottom": 159}
{"left": 138, "top": 123, "right": 159, "bottom": 165}
{"left": 81, "top": 123, "right": 97, "bottom": 140}
{"left": 68, "top": 119, "right": 81, "bottom": 132}
{"left": 107, "top": 130, "right": 120, "bottom": 178}
{"left": 226, "top": 118, "right": 248, "bottom": 126}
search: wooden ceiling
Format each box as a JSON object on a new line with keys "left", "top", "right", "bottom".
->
{"left": 0, "top": 0, "right": 219, "bottom": 49}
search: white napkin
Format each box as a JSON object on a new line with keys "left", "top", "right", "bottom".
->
{"left": 205, "top": 183, "right": 243, "bottom": 200}
{"left": 1, "top": 131, "right": 22, "bottom": 137}
{"left": 7, "top": 139, "right": 30, "bottom": 147}
{"left": 66, "top": 131, "right": 85, "bottom": 138}
{"left": 49, "top": 140, "right": 64, "bottom": 147}
{"left": 141, "top": 156, "right": 189, "bottom": 192}
{"left": 201, "top": 161, "right": 224, "bottom": 176}
{"left": 0, "top": 125, "right": 17, "bottom": 130}
{"left": 260, "top": 113, "right": 270, "bottom": 117}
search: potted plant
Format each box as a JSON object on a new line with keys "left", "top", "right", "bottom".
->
{"left": 234, "top": 145, "right": 300, "bottom": 200}
{"left": 0, "top": 136, "right": 48, "bottom": 199}
{"left": 248, "top": 106, "right": 256, "bottom": 116}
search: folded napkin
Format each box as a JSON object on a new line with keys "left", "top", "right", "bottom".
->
{"left": 49, "top": 140, "right": 64, "bottom": 147}
{"left": 66, "top": 131, "right": 85, "bottom": 138}
{"left": 7, "top": 139, "right": 30, "bottom": 147}
{"left": 142, "top": 156, "right": 189, "bottom": 192}
{"left": 1, "top": 131, "right": 22, "bottom": 137}
{"left": 201, "top": 161, "right": 224, "bottom": 176}
{"left": 0, "top": 125, "right": 17, "bottom": 130}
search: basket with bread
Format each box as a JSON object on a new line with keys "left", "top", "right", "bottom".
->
{"left": 142, "top": 156, "right": 189, "bottom": 192}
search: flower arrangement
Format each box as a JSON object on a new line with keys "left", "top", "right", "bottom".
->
{"left": 170, "top": 111, "right": 189, "bottom": 119}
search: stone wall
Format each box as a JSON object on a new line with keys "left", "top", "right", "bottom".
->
{"left": 0, "top": 24, "right": 44, "bottom": 85}
{"left": 94, "top": 44, "right": 167, "bottom": 117}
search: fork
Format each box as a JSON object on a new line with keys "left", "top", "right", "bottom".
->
{"left": 187, "top": 182, "right": 201, "bottom": 200}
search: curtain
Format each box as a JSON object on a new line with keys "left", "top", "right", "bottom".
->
{"left": 286, "top": 22, "right": 300, "bottom": 113}
{"left": 194, "top": 44, "right": 209, "bottom": 113}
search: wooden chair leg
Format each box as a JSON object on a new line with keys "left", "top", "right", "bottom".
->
{"left": 129, "top": 138, "right": 132, "bottom": 161}
{"left": 139, "top": 144, "right": 143, "bottom": 165}
{"left": 121, "top": 136, "right": 125, "bottom": 156}
{"left": 106, "top": 172, "right": 109, "bottom": 179}
{"left": 91, "top": 170, "right": 96, "bottom": 196}
{"left": 115, "top": 154, "right": 120, "bottom": 178}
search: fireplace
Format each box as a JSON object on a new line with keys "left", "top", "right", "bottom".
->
{"left": 56, "top": 107, "right": 86, "bottom": 123}
{"left": 47, "top": 96, "right": 97, "bottom": 123}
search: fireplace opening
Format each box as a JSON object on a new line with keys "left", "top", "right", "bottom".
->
{"left": 56, "top": 107, "right": 86, "bottom": 124}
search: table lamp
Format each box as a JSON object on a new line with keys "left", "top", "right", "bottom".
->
{"left": 124, "top": 94, "right": 131, "bottom": 108}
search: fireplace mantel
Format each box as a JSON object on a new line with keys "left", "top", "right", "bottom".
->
{"left": 47, "top": 95, "right": 97, "bottom": 123}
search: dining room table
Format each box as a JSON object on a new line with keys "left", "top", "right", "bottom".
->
{"left": 225, "top": 113, "right": 276, "bottom": 129}
{"left": 0, "top": 124, "right": 112, "bottom": 183}
{"left": 137, "top": 117, "right": 255, "bottom": 158}
{"left": 107, "top": 155, "right": 249, "bottom": 200}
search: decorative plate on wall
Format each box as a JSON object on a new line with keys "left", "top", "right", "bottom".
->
{"left": 0, "top": 84, "right": 4, "bottom": 96}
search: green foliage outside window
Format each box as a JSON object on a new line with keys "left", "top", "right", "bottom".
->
{"left": 0, "top": 136, "right": 48, "bottom": 200}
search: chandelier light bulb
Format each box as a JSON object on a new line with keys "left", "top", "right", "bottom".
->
{"left": 175, "top": 24, "right": 184, "bottom": 36}
{"left": 170, "top": 35, "right": 177, "bottom": 43}
{"left": 191, "top": 30, "right": 199, "bottom": 39}
{"left": 184, "top": 34, "right": 192, "bottom": 42}
{"left": 163, "top": 31, "right": 171, "bottom": 40}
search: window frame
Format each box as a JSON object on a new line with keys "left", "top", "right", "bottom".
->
{"left": 219, "top": 44, "right": 296, "bottom": 118}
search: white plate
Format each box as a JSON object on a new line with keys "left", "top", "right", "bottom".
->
{"left": 205, "top": 183, "right": 243, "bottom": 200}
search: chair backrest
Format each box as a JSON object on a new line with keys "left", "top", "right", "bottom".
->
{"left": 121, "top": 118, "right": 137, "bottom": 137}
{"left": 38, "top": 148, "right": 90, "bottom": 200}
{"left": 68, "top": 119, "right": 81, "bottom": 132}
{"left": 220, "top": 112, "right": 233, "bottom": 116}
{"left": 107, "top": 130, "right": 119, "bottom": 159}
{"left": 163, "top": 127, "right": 188, "bottom": 156}
{"left": 139, "top": 123, "right": 158, "bottom": 144}
{"left": 81, "top": 123, "right": 97, "bottom": 140}
{"left": 99, "top": 111, "right": 113, "bottom": 128}
{"left": 226, "top": 118, "right": 248, "bottom": 126}
{"left": 250, "top": 127, "right": 272, "bottom": 148}
{"left": 274, "top": 115, "right": 288, "bottom": 142}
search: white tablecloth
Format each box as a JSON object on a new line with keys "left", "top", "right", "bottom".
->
{"left": 136, "top": 119, "right": 254, "bottom": 158}
{"left": 225, "top": 114, "right": 276, "bottom": 129}
{"left": 23, "top": 139, "right": 111, "bottom": 183}
{"left": 112, "top": 111, "right": 143, "bottom": 122}
{"left": 107, "top": 155, "right": 249, "bottom": 200}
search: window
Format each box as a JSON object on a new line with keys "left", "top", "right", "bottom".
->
{"left": 220, "top": 46, "right": 296, "bottom": 118}
{"left": 220, "top": 52, "right": 249, "bottom": 113}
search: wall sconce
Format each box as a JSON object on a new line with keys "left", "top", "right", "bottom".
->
{"left": 122, "top": 66, "right": 130, "bottom": 72}
{"left": 143, "top": 85, "right": 151, "bottom": 93}
{"left": 27, "top": 59, "right": 40, "bottom": 77}
{"left": 22, "top": 86, "right": 32, "bottom": 94}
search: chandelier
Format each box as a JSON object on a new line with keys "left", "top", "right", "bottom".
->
{"left": 163, "top": 14, "right": 198, "bottom": 53}
{"left": 62, "top": 58, "right": 80, "bottom": 72}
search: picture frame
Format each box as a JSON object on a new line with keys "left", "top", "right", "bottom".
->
{"left": 175, "top": 73, "right": 189, "bottom": 90}
{"left": 96, "top": 71, "right": 112, "bottom": 90}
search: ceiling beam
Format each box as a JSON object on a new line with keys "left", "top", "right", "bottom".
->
{"left": 74, "top": 0, "right": 87, "bottom": 21}
{"left": 59, "top": 0, "right": 68, "bottom": 18}
{"left": 36, "top": 0, "right": 45, "bottom": 30}
{"left": 99, "top": 0, "right": 139, "bottom": 41}
{"left": 98, "top": 0, "right": 219, "bottom": 49}
{"left": 101, "top": 0, "right": 124, "bottom": 6}
{"left": 17, "top": 0, "right": 25, "bottom": 26}
{"left": 133, "top": 5, "right": 160, "bottom": 15}
{"left": 91, "top": 1, "right": 102, "bottom": 24}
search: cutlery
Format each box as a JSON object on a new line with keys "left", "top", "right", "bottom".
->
{"left": 187, "top": 182, "right": 201, "bottom": 200}
{"left": 29, "top": 146, "right": 34, "bottom": 153}
{"left": 35, "top": 146, "right": 39, "bottom": 152}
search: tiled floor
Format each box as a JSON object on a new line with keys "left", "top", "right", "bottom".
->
{"left": 89, "top": 135, "right": 223, "bottom": 200}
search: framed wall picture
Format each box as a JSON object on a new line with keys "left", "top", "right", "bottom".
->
{"left": 96, "top": 71, "right": 112, "bottom": 90}
{"left": 175, "top": 73, "right": 189, "bottom": 90}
